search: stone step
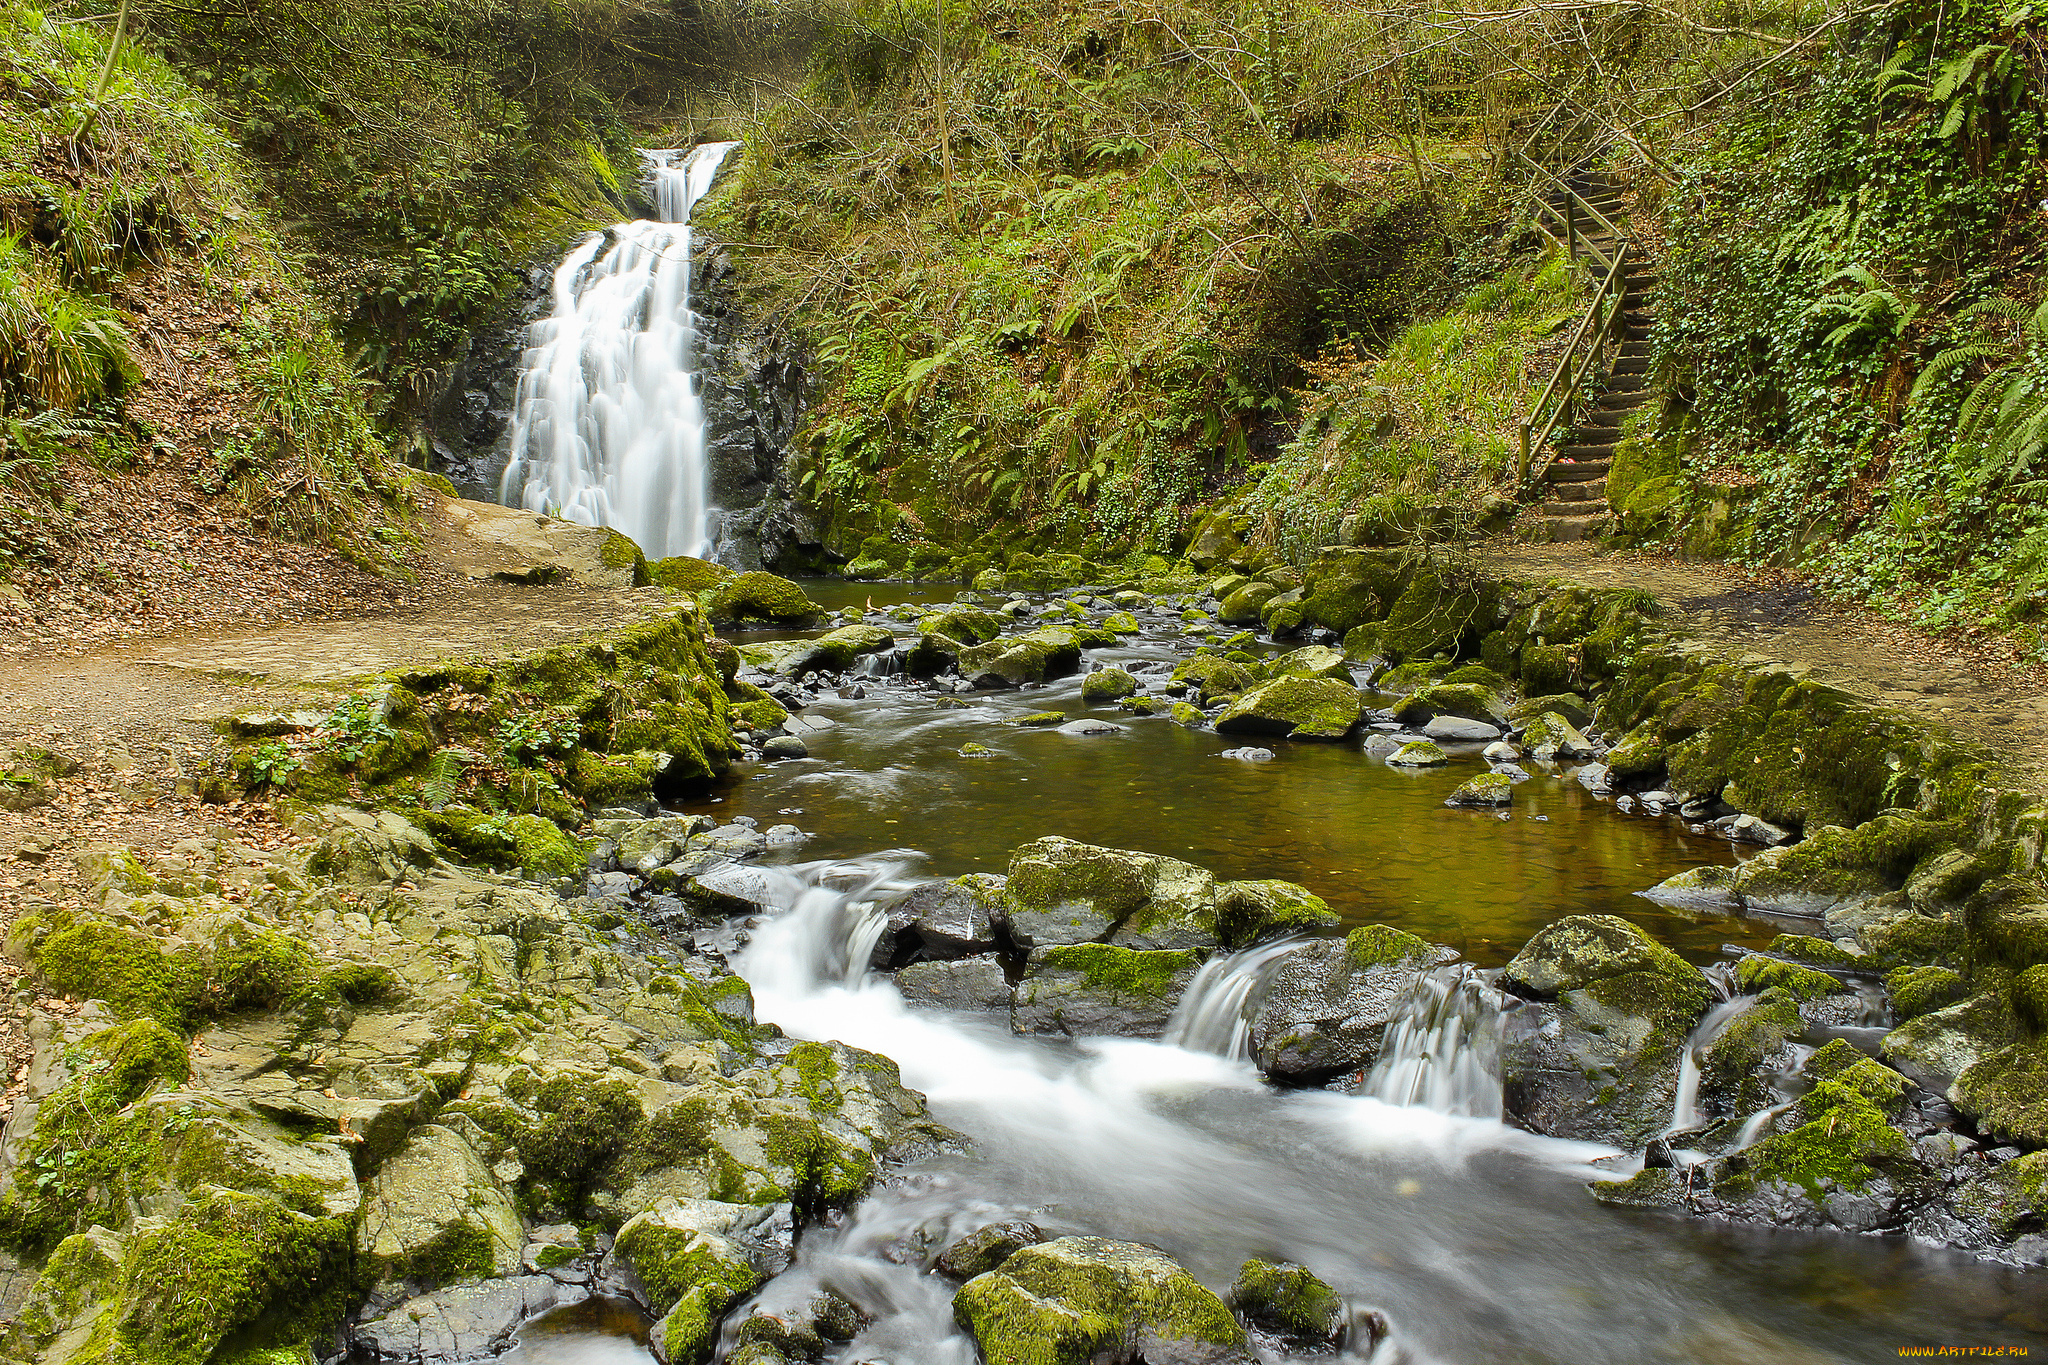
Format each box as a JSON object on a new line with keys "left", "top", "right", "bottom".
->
{"left": 1549, "top": 479, "right": 1607, "bottom": 503}
{"left": 1604, "top": 375, "right": 1647, "bottom": 394}
{"left": 1536, "top": 514, "right": 1605, "bottom": 543}
{"left": 1548, "top": 460, "right": 1613, "bottom": 483}
{"left": 1543, "top": 499, "right": 1609, "bottom": 517}
{"left": 1611, "top": 358, "right": 1650, "bottom": 376}
{"left": 1565, "top": 441, "right": 1617, "bottom": 459}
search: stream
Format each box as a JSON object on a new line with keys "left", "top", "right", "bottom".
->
{"left": 478, "top": 152, "right": 2046, "bottom": 1365}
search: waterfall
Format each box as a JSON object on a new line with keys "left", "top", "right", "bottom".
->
{"left": 1666, "top": 994, "right": 1753, "bottom": 1134}
{"left": 1360, "top": 966, "right": 1506, "bottom": 1120}
{"left": 497, "top": 142, "right": 739, "bottom": 559}
{"left": 1162, "top": 937, "right": 1303, "bottom": 1059}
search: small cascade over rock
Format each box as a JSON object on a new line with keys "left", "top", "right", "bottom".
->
{"left": 1360, "top": 965, "right": 1507, "bottom": 1119}
{"left": 497, "top": 142, "right": 738, "bottom": 558}
{"left": 1163, "top": 937, "right": 1303, "bottom": 1059}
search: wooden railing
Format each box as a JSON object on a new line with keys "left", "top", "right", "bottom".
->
{"left": 1512, "top": 147, "right": 1636, "bottom": 489}
{"left": 1517, "top": 229, "right": 1630, "bottom": 489}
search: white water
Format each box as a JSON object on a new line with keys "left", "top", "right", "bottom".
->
{"left": 497, "top": 143, "right": 738, "bottom": 558}
{"left": 1666, "top": 994, "right": 1754, "bottom": 1134}
{"left": 723, "top": 858, "right": 1655, "bottom": 1364}
{"left": 1162, "top": 935, "right": 1303, "bottom": 1058}
{"left": 1359, "top": 965, "right": 1508, "bottom": 1120}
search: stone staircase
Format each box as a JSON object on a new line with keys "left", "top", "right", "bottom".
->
{"left": 1523, "top": 170, "right": 1659, "bottom": 544}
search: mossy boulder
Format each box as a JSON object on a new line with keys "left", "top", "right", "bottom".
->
{"left": 356, "top": 1123, "right": 523, "bottom": 1291}
{"left": 1170, "top": 654, "right": 1254, "bottom": 702}
{"left": 1167, "top": 702, "right": 1207, "bottom": 728}
{"left": 1953, "top": 1042, "right": 2048, "bottom": 1148}
{"left": 705, "top": 573, "right": 823, "bottom": 626}
{"left": 1081, "top": 669, "right": 1138, "bottom": 704}
{"left": 1519, "top": 711, "right": 1593, "bottom": 762}
{"left": 937, "top": 1220, "right": 1047, "bottom": 1281}
{"left": 1213, "top": 677, "right": 1364, "bottom": 741}
{"left": 1499, "top": 916, "right": 1713, "bottom": 1148}
{"left": 615, "top": 1197, "right": 778, "bottom": 1363}
{"left": 1296, "top": 547, "right": 1408, "bottom": 634}
{"left": 1268, "top": 645, "right": 1351, "bottom": 681}
{"left": 1882, "top": 990, "right": 2020, "bottom": 1095}
{"left": 1389, "top": 682, "right": 1508, "bottom": 728}
{"left": 1886, "top": 965, "right": 1970, "bottom": 1020}
{"left": 1384, "top": 740, "right": 1446, "bottom": 768}
{"left": 1444, "top": 773, "right": 1512, "bottom": 807}
{"left": 1733, "top": 955, "right": 1850, "bottom": 1003}
{"left": 1226, "top": 1259, "right": 1344, "bottom": 1350}
{"left": 919, "top": 607, "right": 1006, "bottom": 644}
{"left": 1217, "top": 581, "right": 1282, "bottom": 626}
{"left": 1213, "top": 880, "right": 1340, "bottom": 947}
{"left": 787, "top": 624, "right": 896, "bottom": 675}
{"left": 649, "top": 556, "right": 737, "bottom": 593}
{"left": 1004, "top": 837, "right": 1223, "bottom": 951}
{"left": 1103, "top": 611, "right": 1142, "bottom": 634}
{"left": 1010, "top": 945, "right": 1205, "bottom": 1038}
{"left": 952, "top": 1237, "right": 1252, "bottom": 1365}
{"left": 958, "top": 630, "right": 1084, "bottom": 687}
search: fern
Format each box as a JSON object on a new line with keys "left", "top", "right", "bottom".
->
{"left": 1911, "top": 296, "right": 2048, "bottom": 485}
{"left": 421, "top": 749, "right": 464, "bottom": 811}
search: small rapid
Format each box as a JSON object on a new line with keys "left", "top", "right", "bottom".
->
{"left": 498, "top": 143, "right": 737, "bottom": 558}
{"left": 698, "top": 857, "right": 2032, "bottom": 1364}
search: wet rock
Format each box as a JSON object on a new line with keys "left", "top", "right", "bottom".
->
{"left": 1499, "top": 915, "right": 1713, "bottom": 1148}
{"left": 1509, "top": 693, "right": 1592, "bottom": 729}
{"left": 959, "top": 629, "right": 1084, "bottom": 687}
{"left": 1081, "top": 668, "right": 1138, "bottom": 703}
{"left": 705, "top": 572, "right": 823, "bottom": 627}
{"left": 897, "top": 956, "right": 1013, "bottom": 1013}
{"left": 1004, "top": 837, "right": 1226, "bottom": 951}
{"left": 356, "top": 1123, "right": 524, "bottom": 1291}
{"left": 680, "top": 864, "right": 782, "bottom": 917}
{"left": 1384, "top": 740, "right": 1446, "bottom": 767}
{"left": 872, "top": 876, "right": 1006, "bottom": 967}
{"left": 1268, "top": 644, "right": 1351, "bottom": 681}
{"left": 760, "top": 735, "right": 808, "bottom": 760}
{"left": 1169, "top": 654, "right": 1254, "bottom": 702}
{"left": 1421, "top": 714, "right": 1501, "bottom": 742}
{"left": 1250, "top": 927, "right": 1458, "bottom": 1082}
{"left": 1012, "top": 945, "right": 1204, "bottom": 1038}
{"left": 1219, "top": 747, "right": 1276, "bottom": 762}
{"left": 353, "top": 1276, "right": 580, "bottom": 1363}
{"left": 722, "top": 1288, "right": 867, "bottom": 1363}
{"left": 1214, "top": 677, "right": 1363, "bottom": 741}
{"left": 612, "top": 1196, "right": 790, "bottom": 1363}
{"left": 1518, "top": 711, "right": 1594, "bottom": 761}
{"left": 1882, "top": 991, "right": 2019, "bottom": 1096}
{"left": 1058, "top": 718, "right": 1126, "bottom": 737}
{"left": 1218, "top": 581, "right": 1281, "bottom": 625}
{"left": 1444, "top": 773, "right": 1513, "bottom": 807}
{"left": 952, "top": 1237, "right": 1254, "bottom": 1365}
{"left": 1227, "top": 1258, "right": 1345, "bottom": 1350}
{"left": 936, "top": 1219, "right": 1046, "bottom": 1279}
{"left": 1390, "top": 682, "right": 1509, "bottom": 728}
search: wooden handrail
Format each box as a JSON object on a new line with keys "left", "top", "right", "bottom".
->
{"left": 1515, "top": 149, "right": 1630, "bottom": 252}
{"left": 1518, "top": 246, "right": 1630, "bottom": 488}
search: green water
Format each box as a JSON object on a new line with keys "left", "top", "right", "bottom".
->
{"left": 694, "top": 582, "right": 1770, "bottom": 966}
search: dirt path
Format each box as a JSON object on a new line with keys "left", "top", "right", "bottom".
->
{"left": 1483, "top": 541, "right": 2048, "bottom": 791}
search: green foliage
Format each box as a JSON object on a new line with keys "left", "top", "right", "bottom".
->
{"left": 319, "top": 695, "right": 397, "bottom": 764}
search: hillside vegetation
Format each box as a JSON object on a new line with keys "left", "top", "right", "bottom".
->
{"left": 709, "top": 0, "right": 2048, "bottom": 652}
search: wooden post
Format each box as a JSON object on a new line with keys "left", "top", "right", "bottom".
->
{"left": 1564, "top": 196, "right": 1577, "bottom": 261}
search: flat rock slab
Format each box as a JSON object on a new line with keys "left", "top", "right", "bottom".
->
{"left": 354, "top": 1275, "right": 580, "bottom": 1363}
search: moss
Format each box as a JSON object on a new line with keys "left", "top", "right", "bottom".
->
{"left": 1345, "top": 924, "right": 1436, "bottom": 969}
{"left": 704, "top": 572, "right": 822, "bottom": 625}
{"left": 1504, "top": 914, "right": 1711, "bottom": 1028}
{"left": 1389, "top": 681, "right": 1506, "bottom": 726}
{"left": 1170, "top": 654, "right": 1253, "bottom": 701}
{"left": 952, "top": 1238, "right": 1247, "bottom": 1365}
{"left": 1698, "top": 989, "right": 1801, "bottom": 1110}
{"left": 31, "top": 919, "right": 200, "bottom": 1027}
{"left": 1011, "top": 710, "right": 1068, "bottom": 727}
{"left": 1766, "top": 934, "right": 1869, "bottom": 969}
{"left": 104, "top": 1187, "right": 355, "bottom": 1365}
{"left": 1385, "top": 740, "right": 1446, "bottom": 766}
{"left": 617, "top": 1222, "right": 762, "bottom": 1316}
{"left": 1168, "top": 701, "right": 1207, "bottom": 728}
{"left": 920, "top": 607, "right": 1005, "bottom": 644}
{"left": 1953, "top": 1041, "right": 2048, "bottom": 1147}
{"left": 1864, "top": 912, "right": 1967, "bottom": 970}
{"left": 1215, "top": 881, "right": 1339, "bottom": 948}
{"left": 417, "top": 810, "right": 589, "bottom": 882}
{"left": 1080, "top": 669, "right": 1137, "bottom": 703}
{"left": 1445, "top": 773, "right": 1513, "bottom": 806}
{"left": 570, "top": 749, "right": 668, "bottom": 808}
{"left": 1214, "top": 676, "right": 1363, "bottom": 740}
{"left": 1103, "top": 611, "right": 1141, "bottom": 634}
{"left": 1226, "top": 1259, "right": 1342, "bottom": 1343}
{"left": 402, "top": 1219, "right": 496, "bottom": 1287}
{"left": 1038, "top": 945, "right": 1199, "bottom": 999}
{"left": 1735, "top": 956, "right": 1849, "bottom": 1002}
{"left": 1885, "top": 964, "right": 1969, "bottom": 1020}
{"left": 518, "top": 1073, "right": 642, "bottom": 1191}
{"left": 1518, "top": 643, "right": 1578, "bottom": 697}
{"left": 648, "top": 555, "right": 736, "bottom": 593}
{"left": 2013, "top": 964, "right": 2048, "bottom": 1034}
{"left": 1715, "top": 1095, "right": 1915, "bottom": 1203}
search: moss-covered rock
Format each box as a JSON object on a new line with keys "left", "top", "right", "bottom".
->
{"left": 1953, "top": 1041, "right": 2048, "bottom": 1148}
{"left": 356, "top": 1123, "right": 523, "bottom": 1290}
{"left": 1886, "top": 964, "right": 1970, "bottom": 1020}
{"left": 1217, "top": 581, "right": 1281, "bottom": 625}
{"left": 1168, "top": 701, "right": 1207, "bottom": 728}
{"left": 1011, "top": 945, "right": 1205, "bottom": 1038}
{"left": 1213, "top": 880, "right": 1339, "bottom": 947}
{"left": 1519, "top": 711, "right": 1593, "bottom": 762}
{"left": 920, "top": 607, "right": 1006, "bottom": 644}
{"left": 1882, "top": 990, "right": 2019, "bottom": 1094}
{"left": 1500, "top": 916, "right": 1713, "bottom": 1148}
{"left": 1103, "top": 611, "right": 1142, "bottom": 634}
{"left": 1081, "top": 669, "right": 1138, "bottom": 704}
{"left": 1444, "top": 773, "right": 1512, "bottom": 807}
{"left": 1170, "top": 654, "right": 1254, "bottom": 702}
{"left": 1733, "top": 955, "right": 1849, "bottom": 1002}
{"left": 1226, "top": 1259, "right": 1344, "bottom": 1350}
{"left": 959, "top": 629, "right": 1084, "bottom": 687}
{"left": 705, "top": 573, "right": 823, "bottom": 626}
{"left": 649, "top": 556, "right": 737, "bottom": 593}
{"left": 616, "top": 1197, "right": 775, "bottom": 1364}
{"left": 1213, "top": 677, "right": 1363, "bottom": 741}
{"left": 1384, "top": 740, "right": 1446, "bottom": 767}
{"left": 1004, "top": 837, "right": 1223, "bottom": 951}
{"left": 1389, "top": 682, "right": 1508, "bottom": 728}
{"left": 952, "top": 1237, "right": 1252, "bottom": 1365}
{"left": 1249, "top": 930, "right": 1456, "bottom": 1083}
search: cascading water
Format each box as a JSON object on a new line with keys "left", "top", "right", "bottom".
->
{"left": 1162, "top": 935, "right": 1302, "bottom": 1058}
{"left": 1359, "top": 965, "right": 1507, "bottom": 1120}
{"left": 497, "top": 143, "right": 738, "bottom": 558}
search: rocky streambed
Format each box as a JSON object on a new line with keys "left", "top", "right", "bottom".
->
{"left": 1, "top": 545, "right": 2044, "bottom": 1365}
